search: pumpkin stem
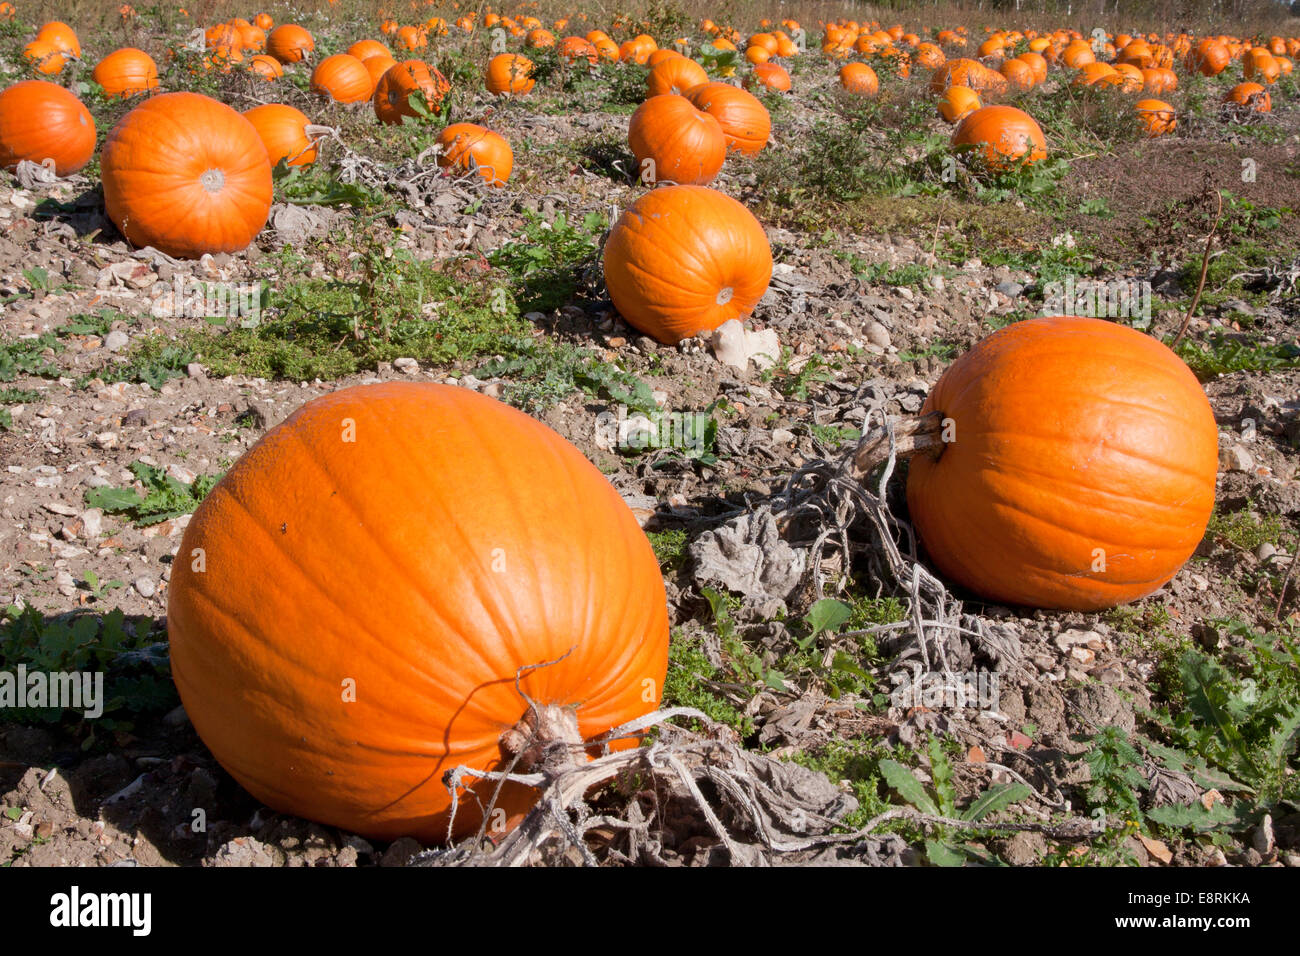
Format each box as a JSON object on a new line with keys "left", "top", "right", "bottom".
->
{"left": 849, "top": 410, "right": 945, "bottom": 482}
{"left": 199, "top": 168, "right": 225, "bottom": 193}
{"left": 498, "top": 703, "right": 587, "bottom": 776}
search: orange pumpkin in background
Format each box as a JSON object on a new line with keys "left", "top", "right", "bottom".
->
{"left": 243, "top": 103, "right": 318, "bottom": 167}
{"left": 267, "top": 24, "right": 314, "bottom": 63}
{"left": 92, "top": 48, "right": 160, "bottom": 98}
{"left": 685, "top": 82, "right": 771, "bottom": 156}
{"left": 435, "top": 122, "right": 513, "bottom": 186}
{"left": 627, "top": 93, "right": 726, "bottom": 186}
{"left": 0, "top": 79, "right": 96, "bottom": 175}
{"left": 952, "top": 105, "right": 1048, "bottom": 169}
{"left": 310, "top": 54, "right": 374, "bottom": 102}
{"left": 486, "top": 53, "right": 535, "bottom": 95}
{"left": 374, "top": 60, "right": 450, "bottom": 123}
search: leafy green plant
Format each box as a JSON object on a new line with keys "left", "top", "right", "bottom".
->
{"left": 0, "top": 334, "right": 60, "bottom": 382}
{"left": 84, "top": 461, "right": 224, "bottom": 527}
{"left": 662, "top": 632, "right": 752, "bottom": 735}
{"left": 879, "top": 736, "right": 1031, "bottom": 865}
{"left": 488, "top": 210, "right": 606, "bottom": 312}
{"left": 702, "top": 586, "right": 787, "bottom": 691}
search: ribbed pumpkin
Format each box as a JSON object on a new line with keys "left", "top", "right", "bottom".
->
{"left": 248, "top": 53, "right": 284, "bottom": 80}
{"left": 627, "top": 94, "right": 726, "bottom": 186}
{"left": 435, "top": 122, "right": 512, "bottom": 186}
{"left": 267, "top": 24, "right": 314, "bottom": 63}
{"left": 92, "top": 48, "right": 160, "bottom": 98}
{"left": 1135, "top": 99, "right": 1176, "bottom": 136}
{"left": 684, "top": 82, "right": 770, "bottom": 156}
{"left": 167, "top": 382, "right": 669, "bottom": 841}
{"left": 746, "top": 62, "right": 792, "bottom": 92}
{"left": 485, "top": 53, "right": 534, "bottom": 95}
{"left": 347, "top": 39, "right": 390, "bottom": 61}
{"left": 362, "top": 54, "right": 398, "bottom": 86}
{"left": 0, "top": 80, "right": 96, "bottom": 176}
{"left": 243, "top": 103, "right": 317, "bottom": 167}
{"left": 952, "top": 105, "right": 1047, "bottom": 169}
{"left": 101, "top": 93, "right": 272, "bottom": 258}
{"left": 374, "top": 60, "right": 450, "bottom": 123}
{"left": 1225, "top": 82, "right": 1271, "bottom": 112}
{"left": 22, "top": 40, "right": 66, "bottom": 75}
{"left": 603, "top": 185, "right": 772, "bottom": 344}
{"left": 839, "top": 62, "right": 880, "bottom": 95}
{"left": 906, "top": 317, "right": 1218, "bottom": 611}
{"left": 310, "top": 53, "right": 373, "bottom": 102}
{"left": 937, "top": 85, "right": 981, "bottom": 123}
{"left": 647, "top": 56, "right": 709, "bottom": 96}
{"left": 36, "top": 21, "right": 80, "bottom": 57}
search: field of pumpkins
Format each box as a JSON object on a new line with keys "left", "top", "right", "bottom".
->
{"left": 0, "top": 0, "right": 1298, "bottom": 871}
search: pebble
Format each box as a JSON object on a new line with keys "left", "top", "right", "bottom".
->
{"left": 103, "top": 330, "right": 130, "bottom": 352}
{"left": 996, "top": 280, "right": 1025, "bottom": 297}
{"left": 866, "top": 321, "right": 891, "bottom": 349}
{"left": 80, "top": 509, "right": 103, "bottom": 538}
{"left": 1221, "top": 444, "right": 1253, "bottom": 473}
{"left": 393, "top": 357, "right": 419, "bottom": 374}
{"left": 134, "top": 577, "right": 157, "bottom": 599}
{"left": 771, "top": 428, "right": 796, "bottom": 445}
{"left": 1255, "top": 542, "right": 1277, "bottom": 562}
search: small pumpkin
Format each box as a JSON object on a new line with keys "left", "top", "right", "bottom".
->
{"left": 1135, "top": 98, "right": 1176, "bottom": 136}
{"left": 374, "top": 60, "right": 450, "bottom": 124}
{"left": 684, "top": 82, "right": 771, "bottom": 156}
{"left": 267, "top": 24, "right": 314, "bottom": 63}
{"left": 646, "top": 56, "right": 709, "bottom": 96}
{"left": 248, "top": 53, "right": 284, "bottom": 81}
{"left": 310, "top": 53, "right": 373, "bottom": 103}
{"left": 0, "top": 80, "right": 96, "bottom": 176}
{"left": 92, "top": 48, "right": 159, "bottom": 98}
{"left": 36, "top": 21, "right": 80, "bottom": 57}
{"left": 22, "top": 40, "right": 66, "bottom": 75}
{"left": 839, "top": 62, "right": 880, "bottom": 95}
{"left": 937, "top": 85, "right": 981, "bottom": 123}
{"left": 101, "top": 92, "right": 272, "bottom": 259}
{"left": 1224, "top": 82, "right": 1271, "bottom": 112}
{"left": 906, "top": 316, "right": 1218, "bottom": 611}
{"left": 485, "top": 53, "right": 534, "bottom": 96}
{"left": 746, "top": 62, "right": 791, "bottom": 92}
{"left": 167, "top": 381, "right": 669, "bottom": 841}
{"left": 627, "top": 93, "right": 726, "bottom": 186}
{"left": 243, "top": 103, "right": 318, "bottom": 167}
{"left": 602, "top": 185, "right": 772, "bottom": 344}
{"left": 435, "top": 122, "right": 512, "bottom": 186}
{"left": 951, "top": 105, "right": 1047, "bottom": 169}
{"left": 347, "top": 39, "right": 390, "bottom": 61}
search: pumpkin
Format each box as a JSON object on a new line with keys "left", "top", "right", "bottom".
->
{"left": 525, "top": 28, "right": 555, "bottom": 48}
{"left": 22, "top": 40, "right": 66, "bottom": 75}
{"left": 937, "top": 85, "right": 981, "bottom": 123}
{"left": 1244, "top": 48, "right": 1281, "bottom": 83}
{"left": 254, "top": 12, "right": 272, "bottom": 30}
{"left": 1140, "top": 67, "right": 1177, "bottom": 94}
{"left": 1225, "top": 82, "right": 1270, "bottom": 112}
{"left": 684, "top": 82, "right": 770, "bottom": 156}
{"left": 238, "top": 24, "right": 266, "bottom": 51}
{"left": 311, "top": 54, "right": 373, "bottom": 103}
{"left": 558, "top": 36, "right": 598, "bottom": 64}
{"left": 167, "top": 381, "right": 669, "bottom": 841}
{"left": 627, "top": 94, "right": 726, "bottom": 186}
{"left": 915, "top": 42, "right": 945, "bottom": 69}
{"left": 1189, "top": 38, "right": 1230, "bottom": 75}
{"left": 362, "top": 54, "right": 398, "bottom": 86}
{"left": 905, "top": 316, "right": 1218, "bottom": 611}
{"left": 347, "top": 39, "right": 390, "bottom": 61}
{"left": 101, "top": 92, "right": 272, "bottom": 259}
{"left": 267, "top": 24, "right": 314, "bottom": 63}
{"left": 951, "top": 105, "right": 1047, "bottom": 169}
{"left": 746, "top": 62, "right": 792, "bottom": 92}
{"left": 0, "top": 80, "right": 96, "bottom": 176}
{"left": 374, "top": 60, "right": 450, "bottom": 124}
{"left": 395, "top": 25, "right": 426, "bottom": 51}
{"left": 1017, "top": 52, "right": 1048, "bottom": 83}
{"left": 929, "top": 57, "right": 987, "bottom": 93}
{"left": 999, "top": 58, "right": 1034, "bottom": 90}
{"left": 647, "top": 56, "right": 709, "bottom": 96}
{"left": 1135, "top": 99, "right": 1176, "bottom": 136}
{"left": 602, "top": 184, "right": 772, "bottom": 344}
{"left": 92, "top": 48, "right": 160, "bottom": 98}
{"left": 36, "top": 21, "right": 80, "bottom": 57}
{"left": 646, "top": 48, "right": 682, "bottom": 68}
{"left": 839, "top": 62, "right": 880, "bottom": 95}
{"left": 243, "top": 103, "right": 318, "bottom": 167}
{"left": 248, "top": 53, "right": 284, "bottom": 81}
{"left": 485, "top": 53, "right": 534, "bottom": 96}
{"left": 435, "top": 123, "right": 512, "bottom": 186}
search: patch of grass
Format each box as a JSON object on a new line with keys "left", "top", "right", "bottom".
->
{"left": 810, "top": 423, "right": 861, "bottom": 449}
{"left": 94, "top": 339, "right": 196, "bottom": 390}
{"left": 489, "top": 209, "right": 607, "bottom": 313}
{"left": 477, "top": 337, "right": 658, "bottom": 415}
{"left": 1205, "top": 506, "right": 1287, "bottom": 551}
{"left": 0, "top": 333, "right": 60, "bottom": 382}
{"left": 83, "top": 461, "right": 224, "bottom": 527}
{"left": 662, "top": 631, "right": 752, "bottom": 735}
{"left": 647, "top": 529, "right": 687, "bottom": 573}
{"left": 787, "top": 737, "right": 897, "bottom": 831}
{"left": 1174, "top": 333, "right": 1300, "bottom": 378}
{"left": 179, "top": 256, "right": 524, "bottom": 381}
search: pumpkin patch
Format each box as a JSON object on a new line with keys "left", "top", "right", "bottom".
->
{"left": 0, "top": 6, "right": 1296, "bottom": 871}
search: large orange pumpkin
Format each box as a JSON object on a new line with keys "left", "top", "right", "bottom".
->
{"left": 906, "top": 317, "right": 1218, "bottom": 611}
{"left": 92, "top": 48, "right": 159, "bottom": 98}
{"left": 685, "top": 82, "right": 771, "bottom": 156}
{"left": 101, "top": 93, "right": 272, "bottom": 258}
{"left": 840, "top": 62, "right": 880, "bottom": 95}
{"left": 0, "top": 80, "right": 96, "bottom": 176}
{"left": 167, "top": 382, "right": 669, "bottom": 841}
{"left": 627, "top": 94, "right": 726, "bottom": 186}
{"left": 374, "top": 60, "right": 450, "bottom": 124}
{"left": 485, "top": 53, "right": 534, "bottom": 95}
{"left": 435, "top": 122, "right": 512, "bottom": 186}
{"left": 310, "top": 53, "right": 373, "bottom": 102}
{"left": 243, "top": 103, "right": 317, "bottom": 167}
{"left": 603, "top": 185, "right": 772, "bottom": 344}
{"left": 952, "top": 105, "right": 1047, "bottom": 169}
{"left": 266, "top": 23, "right": 314, "bottom": 63}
